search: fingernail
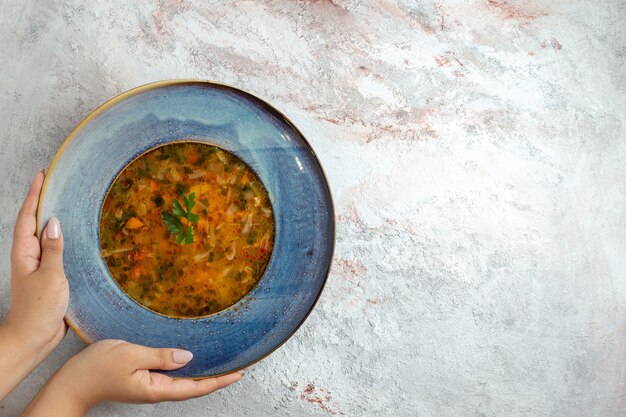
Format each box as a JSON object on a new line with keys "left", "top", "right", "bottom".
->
{"left": 239, "top": 372, "right": 245, "bottom": 379}
{"left": 39, "top": 168, "right": 45, "bottom": 175}
{"left": 46, "top": 217, "right": 61, "bottom": 240}
{"left": 172, "top": 350, "right": 193, "bottom": 364}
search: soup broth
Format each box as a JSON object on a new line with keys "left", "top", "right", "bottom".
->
{"left": 99, "top": 142, "right": 274, "bottom": 317}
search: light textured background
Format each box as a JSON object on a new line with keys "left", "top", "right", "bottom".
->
{"left": 1, "top": 1, "right": 625, "bottom": 416}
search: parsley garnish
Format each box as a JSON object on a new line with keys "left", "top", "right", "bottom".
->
{"left": 161, "top": 192, "right": 199, "bottom": 244}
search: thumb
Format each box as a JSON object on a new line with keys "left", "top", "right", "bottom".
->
{"left": 123, "top": 343, "right": 194, "bottom": 371}
{"left": 39, "top": 217, "right": 65, "bottom": 273}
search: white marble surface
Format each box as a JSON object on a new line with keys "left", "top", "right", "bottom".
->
{"left": 1, "top": 1, "right": 625, "bottom": 416}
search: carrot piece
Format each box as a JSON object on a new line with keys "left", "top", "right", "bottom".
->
{"left": 150, "top": 180, "right": 160, "bottom": 192}
{"left": 188, "top": 151, "right": 200, "bottom": 164}
{"left": 129, "top": 268, "right": 142, "bottom": 281}
{"left": 129, "top": 249, "right": 144, "bottom": 261}
{"left": 125, "top": 217, "right": 144, "bottom": 229}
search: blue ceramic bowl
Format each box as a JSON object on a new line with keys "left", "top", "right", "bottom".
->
{"left": 37, "top": 80, "right": 334, "bottom": 378}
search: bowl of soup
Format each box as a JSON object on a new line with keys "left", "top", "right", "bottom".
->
{"left": 37, "top": 80, "right": 334, "bottom": 378}
{"left": 100, "top": 142, "right": 276, "bottom": 318}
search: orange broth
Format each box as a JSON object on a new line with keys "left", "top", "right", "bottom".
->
{"left": 99, "top": 142, "right": 274, "bottom": 317}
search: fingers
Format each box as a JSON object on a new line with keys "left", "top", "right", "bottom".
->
{"left": 147, "top": 372, "right": 243, "bottom": 402}
{"left": 123, "top": 343, "right": 194, "bottom": 371}
{"left": 39, "top": 217, "right": 65, "bottom": 273}
{"left": 123, "top": 342, "right": 243, "bottom": 401}
{"left": 13, "top": 169, "right": 45, "bottom": 245}
{"left": 188, "top": 372, "right": 243, "bottom": 395}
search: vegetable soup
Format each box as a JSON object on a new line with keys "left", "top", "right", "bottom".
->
{"left": 99, "top": 142, "right": 275, "bottom": 317}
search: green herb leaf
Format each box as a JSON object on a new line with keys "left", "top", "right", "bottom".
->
{"left": 162, "top": 192, "right": 199, "bottom": 244}
{"left": 183, "top": 192, "right": 197, "bottom": 219}
{"left": 172, "top": 199, "right": 186, "bottom": 218}
{"left": 161, "top": 212, "right": 183, "bottom": 235}
{"left": 188, "top": 212, "right": 199, "bottom": 224}
{"left": 184, "top": 227, "right": 194, "bottom": 244}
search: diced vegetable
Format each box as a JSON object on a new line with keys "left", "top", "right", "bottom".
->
{"left": 137, "top": 202, "right": 147, "bottom": 216}
{"left": 242, "top": 213, "right": 253, "bottom": 234}
{"left": 188, "top": 169, "right": 206, "bottom": 179}
{"left": 188, "top": 151, "right": 200, "bottom": 165}
{"left": 125, "top": 217, "right": 144, "bottom": 229}
{"left": 225, "top": 241, "right": 237, "bottom": 261}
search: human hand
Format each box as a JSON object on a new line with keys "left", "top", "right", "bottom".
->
{"left": 5, "top": 169, "right": 69, "bottom": 360}
{"left": 0, "top": 169, "right": 69, "bottom": 399}
{"left": 22, "top": 340, "right": 243, "bottom": 416}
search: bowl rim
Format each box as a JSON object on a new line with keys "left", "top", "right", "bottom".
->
{"left": 36, "top": 79, "right": 336, "bottom": 378}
